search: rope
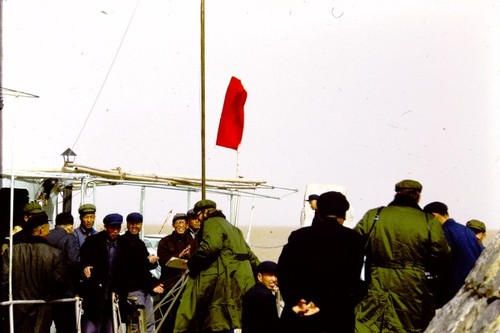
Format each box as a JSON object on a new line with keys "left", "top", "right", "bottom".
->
{"left": 72, "top": 0, "right": 142, "bottom": 150}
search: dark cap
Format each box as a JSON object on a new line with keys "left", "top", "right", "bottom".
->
{"left": 305, "top": 194, "right": 320, "bottom": 202}
{"left": 172, "top": 213, "right": 188, "bottom": 224}
{"left": 79, "top": 203, "right": 96, "bottom": 215}
{"left": 25, "top": 212, "right": 49, "bottom": 231}
{"left": 103, "top": 213, "right": 123, "bottom": 225}
{"left": 423, "top": 202, "right": 448, "bottom": 215}
{"left": 193, "top": 199, "right": 217, "bottom": 213}
{"left": 395, "top": 179, "right": 422, "bottom": 193}
{"left": 466, "top": 219, "right": 486, "bottom": 233}
{"left": 317, "top": 191, "right": 350, "bottom": 219}
{"left": 126, "top": 212, "right": 143, "bottom": 223}
{"left": 187, "top": 209, "right": 197, "bottom": 218}
{"left": 23, "top": 201, "right": 43, "bottom": 215}
{"left": 256, "top": 261, "right": 278, "bottom": 274}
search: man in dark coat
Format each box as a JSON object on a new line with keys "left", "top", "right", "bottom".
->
{"left": 242, "top": 261, "right": 280, "bottom": 333}
{"left": 119, "top": 212, "right": 163, "bottom": 333}
{"left": 305, "top": 194, "right": 320, "bottom": 226}
{"left": 157, "top": 213, "right": 196, "bottom": 333}
{"left": 278, "top": 191, "right": 364, "bottom": 333}
{"left": 158, "top": 213, "right": 196, "bottom": 291}
{"left": 2, "top": 212, "right": 69, "bottom": 333}
{"left": 80, "top": 213, "right": 126, "bottom": 333}
{"left": 47, "top": 212, "right": 80, "bottom": 333}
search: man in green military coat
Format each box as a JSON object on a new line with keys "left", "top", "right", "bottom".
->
{"left": 174, "top": 199, "right": 260, "bottom": 333}
{"left": 354, "top": 180, "right": 451, "bottom": 333}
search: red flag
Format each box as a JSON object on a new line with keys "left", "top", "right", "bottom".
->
{"left": 216, "top": 76, "right": 247, "bottom": 150}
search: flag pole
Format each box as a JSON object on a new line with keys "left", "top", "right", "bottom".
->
{"left": 200, "top": 0, "right": 206, "bottom": 200}
{"left": 236, "top": 150, "right": 240, "bottom": 178}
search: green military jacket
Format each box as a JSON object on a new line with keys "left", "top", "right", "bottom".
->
{"left": 174, "top": 211, "right": 259, "bottom": 333}
{"left": 354, "top": 200, "right": 451, "bottom": 333}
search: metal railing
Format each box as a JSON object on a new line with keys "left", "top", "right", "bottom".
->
{"left": 0, "top": 297, "right": 83, "bottom": 333}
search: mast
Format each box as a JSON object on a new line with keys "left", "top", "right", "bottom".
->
{"left": 200, "top": 0, "right": 206, "bottom": 200}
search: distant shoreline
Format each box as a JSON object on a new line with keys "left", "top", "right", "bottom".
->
{"left": 143, "top": 225, "right": 497, "bottom": 263}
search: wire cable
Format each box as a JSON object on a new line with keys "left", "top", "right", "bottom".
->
{"left": 71, "top": 0, "right": 141, "bottom": 150}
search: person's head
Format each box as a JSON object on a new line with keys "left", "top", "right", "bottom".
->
{"left": 23, "top": 201, "right": 44, "bottom": 222}
{"left": 55, "top": 212, "right": 75, "bottom": 234}
{"left": 316, "top": 191, "right": 350, "bottom": 223}
{"left": 306, "top": 194, "right": 320, "bottom": 211}
{"left": 466, "top": 219, "right": 486, "bottom": 245}
{"left": 256, "top": 261, "right": 278, "bottom": 292}
{"left": 394, "top": 179, "right": 422, "bottom": 203}
{"left": 172, "top": 213, "right": 188, "bottom": 234}
{"left": 423, "top": 201, "right": 449, "bottom": 224}
{"left": 187, "top": 209, "right": 201, "bottom": 232}
{"left": 193, "top": 199, "right": 217, "bottom": 222}
{"left": 25, "top": 212, "right": 50, "bottom": 239}
{"left": 78, "top": 204, "right": 96, "bottom": 230}
{"left": 103, "top": 213, "right": 123, "bottom": 240}
{"left": 126, "top": 212, "right": 143, "bottom": 235}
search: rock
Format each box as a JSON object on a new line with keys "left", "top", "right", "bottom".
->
{"left": 425, "top": 231, "right": 500, "bottom": 333}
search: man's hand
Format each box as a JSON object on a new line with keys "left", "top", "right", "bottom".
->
{"left": 292, "top": 299, "right": 320, "bottom": 317}
{"left": 179, "top": 245, "right": 191, "bottom": 258}
{"left": 83, "top": 266, "right": 93, "bottom": 279}
{"left": 152, "top": 283, "right": 164, "bottom": 294}
{"left": 148, "top": 254, "right": 159, "bottom": 264}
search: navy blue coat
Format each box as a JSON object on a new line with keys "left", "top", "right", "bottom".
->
{"left": 437, "top": 218, "right": 483, "bottom": 306}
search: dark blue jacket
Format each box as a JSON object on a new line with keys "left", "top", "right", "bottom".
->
{"left": 439, "top": 218, "right": 483, "bottom": 305}
{"left": 47, "top": 226, "right": 81, "bottom": 293}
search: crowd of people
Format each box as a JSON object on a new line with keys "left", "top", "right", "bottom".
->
{"left": 0, "top": 178, "right": 488, "bottom": 333}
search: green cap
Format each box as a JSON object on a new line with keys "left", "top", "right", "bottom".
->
{"left": 193, "top": 199, "right": 217, "bottom": 213}
{"left": 78, "top": 203, "right": 96, "bottom": 215}
{"left": 395, "top": 179, "right": 422, "bottom": 193}
{"left": 466, "top": 219, "right": 486, "bottom": 233}
{"left": 23, "top": 201, "right": 43, "bottom": 215}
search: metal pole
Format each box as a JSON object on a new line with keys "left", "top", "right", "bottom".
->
{"left": 8, "top": 100, "right": 15, "bottom": 333}
{"left": 200, "top": 0, "right": 206, "bottom": 200}
{"left": 140, "top": 186, "right": 145, "bottom": 239}
{"left": 63, "top": 184, "right": 73, "bottom": 213}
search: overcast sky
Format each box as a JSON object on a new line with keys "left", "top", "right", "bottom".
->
{"left": 2, "top": 0, "right": 500, "bottom": 232}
